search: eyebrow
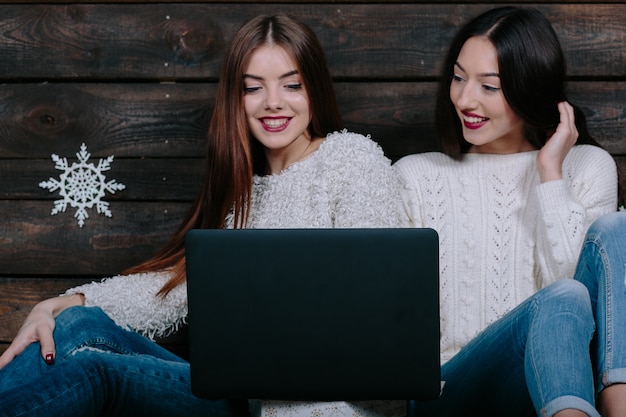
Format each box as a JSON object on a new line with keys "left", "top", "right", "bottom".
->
{"left": 454, "top": 62, "right": 499, "bottom": 78}
{"left": 243, "top": 69, "right": 300, "bottom": 81}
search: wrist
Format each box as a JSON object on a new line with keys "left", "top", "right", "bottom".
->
{"left": 537, "top": 158, "right": 563, "bottom": 183}
{"left": 539, "top": 169, "right": 563, "bottom": 183}
{"left": 38, "top": 294, "right": 85, "bottom": 318}
{"left": 60, "top": 293, "right": 85, "bottom": 312}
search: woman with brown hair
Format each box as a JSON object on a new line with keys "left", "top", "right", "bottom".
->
{"left": 0, "top": 14, "right": 401, "bottom": 416}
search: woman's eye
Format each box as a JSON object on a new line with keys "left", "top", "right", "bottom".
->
{"left": 452, "top": 74, "right": 464, "bottom": 83}
{"left": 286, "top": 83, "right": 303, "bottom": 91}
{"left": 243, "top": 86, "right": 261, "bottom": 94}
{"left": 483, "top": 85, "right": 501, "bottom": 93}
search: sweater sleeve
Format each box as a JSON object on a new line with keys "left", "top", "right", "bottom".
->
{"left": 63, "top": 270, "right": 187, "bottom": 340}
{"left": 327, "top": 131, "right": 403, "bottom": 228}
{"left": 393, "top": 154, "right": 434, "bottom": 227}
{"left": 535, "top": 145, "right": 618, "bottom": 286}
{"left": 393, "top": 158, "right": 425, "bottom": 228}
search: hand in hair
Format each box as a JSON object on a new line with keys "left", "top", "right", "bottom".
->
{"left": 536, "top": 101, "right": 579, "bottom": 183}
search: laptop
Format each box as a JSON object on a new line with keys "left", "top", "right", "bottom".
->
{"left": 185, "top": 228, "right": 440, "bottom": 401}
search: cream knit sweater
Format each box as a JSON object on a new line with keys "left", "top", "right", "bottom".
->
{"left": 394, "top": 145, "right": 618, "bottom": 363}
{"left": 65, "top": 130, "right": 403, "bottom": 339}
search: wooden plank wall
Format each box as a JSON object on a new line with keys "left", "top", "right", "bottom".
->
{"left": 1, "top": 1, "right": 625, "bottom": 354}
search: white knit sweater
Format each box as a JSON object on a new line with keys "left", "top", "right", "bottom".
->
{"left": 65, "top": 130, "right": 402, "bottom": 339}
{"left": 394, "top": 145, "right": 618, "bottom": 363}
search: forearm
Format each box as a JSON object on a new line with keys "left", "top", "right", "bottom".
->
{"left": 63, "top": 271, "right": 185, "bottom": 340}
{"left": 36, "top": 293, "right": 85, "bottom": 318}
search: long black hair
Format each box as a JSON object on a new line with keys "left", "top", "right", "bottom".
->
{"left": 436, "top": 7, "right": 600, "bottom": 157}
{"left": 436, "top": 6, "right": 623, "bottom": 207}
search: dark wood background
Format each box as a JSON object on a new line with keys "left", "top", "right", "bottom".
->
{"left": 1, "top": 1, "right": 625, "bottom": 354}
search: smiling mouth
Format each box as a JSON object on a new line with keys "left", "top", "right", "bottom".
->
{"left": 261, "top": 118, "right": 289, "bottom": 129}
{"left": 463, "top": 115, "right": 489, "bottom": 124}
{"left": 461, "top": 113, "right": 489, "bottom": 130}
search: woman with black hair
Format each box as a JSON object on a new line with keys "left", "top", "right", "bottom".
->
{"left": 396, "top": 7, "right": 621, "bottom": 417}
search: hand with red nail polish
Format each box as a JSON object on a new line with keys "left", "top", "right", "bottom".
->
{"left": 0, "top": 294, "right": 83, "bottom": 370}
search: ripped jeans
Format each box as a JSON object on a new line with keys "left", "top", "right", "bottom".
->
{"left": 0, "top": 306, "right": 236, "bottom": 417}
{"left": 573, "top": 211, "right": 626, "bottom": 396}
{"left": 410, "top": 212, "right": 626, "bottom": 417}
{"left": 409, "top": 279, "right": 598, "bottom": 417}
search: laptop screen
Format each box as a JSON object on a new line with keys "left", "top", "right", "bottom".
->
{"left": 185, "top": 228, "right": 440, "bottom": 401}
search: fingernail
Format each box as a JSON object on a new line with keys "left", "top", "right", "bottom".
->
{"left": 44, "top": 354, "right": 54, "bottom": 365}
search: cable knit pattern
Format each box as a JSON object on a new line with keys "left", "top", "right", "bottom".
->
{"left": 65, "top": 130, "right": 402, "bottom": 339}
{"left": 394, "top": 145, "right": 617, "bottom": 363}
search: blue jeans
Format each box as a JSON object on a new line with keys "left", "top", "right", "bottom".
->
{"left": 411, "top": 212, "right": 626, "bottom": 417}
{"left": 573, "top": 211, "right": 626, "bottom": 395}
{"left": 410, "top": 276, "right": 598, "bottom": 417}
{"left": 0, "top": 306, "right": 236, "bottom": 417}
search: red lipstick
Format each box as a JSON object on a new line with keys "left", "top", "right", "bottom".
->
{"left": 461, "top": 111, "right": 488, "bottom": 130}
{"left": 261, "top": 117, "right": 290, "bottom": 132}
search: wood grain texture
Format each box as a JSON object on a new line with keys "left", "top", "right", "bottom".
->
{"left": 3, "top": 0, "right": 626, "bottom": 3}
{"left": 3, "top": 158, "right": 625, "bottom": 277}
{"left": 0, "top": 4, "right": 622, "bottom": 79}
{"left": 1, "top": 200, "right": 189, "bottom": 275}
{"left": 1, "top": 80, "right": 624, "bottom": 276}
{"left": 0, "top": 81, "right": 623, "bottom": 160}
{"left": 0, "top": 81, "right": 440, "bottom": 159}
{"left": 0, "top": 83, "right": 211, "bottom": 158}
{"left": 0, "top": 158, "right": 204, "bottom": 200}
{"left": 0, "top": 278, "right": 93, "bottom": 345}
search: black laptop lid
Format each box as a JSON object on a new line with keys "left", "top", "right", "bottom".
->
{"left": 185, "top": 228, "right": 440, "bottom": 401}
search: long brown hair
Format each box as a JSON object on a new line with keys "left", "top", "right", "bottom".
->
{"left": 124, "top": 14, "right": 342, "bottom": 295}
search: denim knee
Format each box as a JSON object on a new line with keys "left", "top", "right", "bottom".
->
{"left": 53, "top": 306, "right": 136, "bottom": 358}
{"left": 57, "top": 306, "right": 108, "bottom": 325}
{"left": 535, "top": 279, "right": 594, "bottom": 335}
{"left": 586, "top": 212, "right": 626, "bottom": 240}
{"left": 54, "top": 306, "right": 117, "bottom": 341}
{"left": 55, "top": 305, "right": 186, "bottom": 363}
{"left": 538, "top": 279, "right": 591, "bottom": 309}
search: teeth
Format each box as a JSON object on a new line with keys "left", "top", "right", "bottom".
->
{"left": 263, "top": 118, "right": 288, "bottom": 128}
{"left": 464, "top": 115, "right": 488, "bottom": 124}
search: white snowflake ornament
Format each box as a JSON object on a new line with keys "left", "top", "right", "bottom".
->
{"left": 39, "top": 143, "right": 126, "bottom": 228}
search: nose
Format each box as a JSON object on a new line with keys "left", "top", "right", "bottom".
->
{"left": 453, "top": 82, "right": 476, "bottom": 109}
{"left": 264, "top": 86, "right": 283, "bottom": 110}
